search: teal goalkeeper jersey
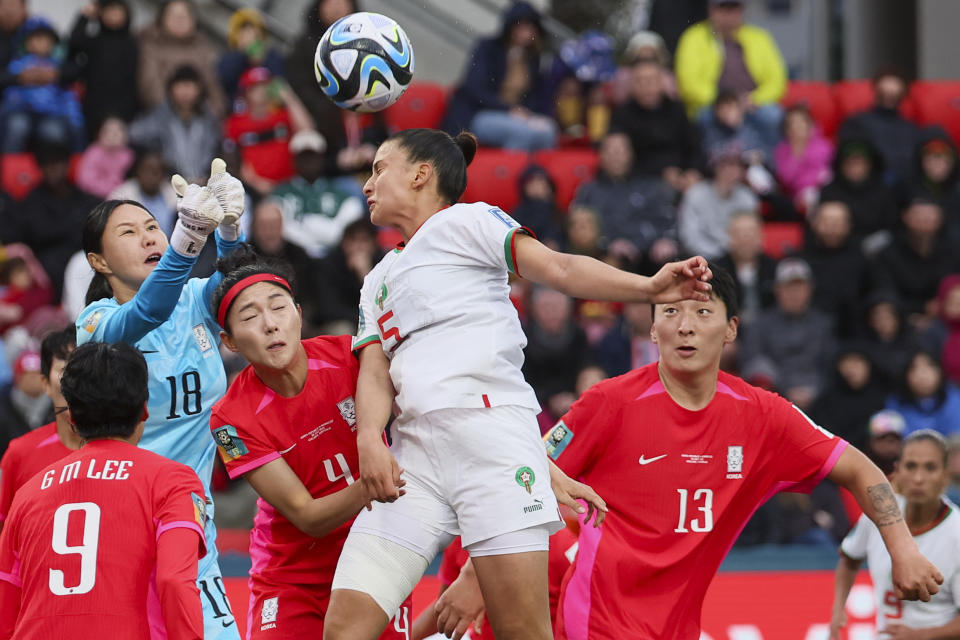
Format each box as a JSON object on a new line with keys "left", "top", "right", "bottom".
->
{"left": 76, "top": 238, "right": 238, "bottom": 570}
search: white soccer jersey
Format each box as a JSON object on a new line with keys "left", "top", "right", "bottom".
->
{"left": 841, "top": 496, "right": 960, "bottom": 630}
{"left": 353, "top": 202, "right": 541, "bottom": 418}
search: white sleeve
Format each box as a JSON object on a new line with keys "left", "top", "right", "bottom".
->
{"left": 839, "top": 513, "right": 873, "bottom": 561}
{"left": 463, "top": 203, "right": 532, "bottom": 273}
{"left": 951, "top": 540, "right": 960, "bottom": 609}
{"left": 352, "top": 270, "right": 381, "bottom": 351}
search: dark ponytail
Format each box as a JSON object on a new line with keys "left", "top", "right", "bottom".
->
{"left": 83, "top": 199, "right": 149, "bottom": 306}
{"left": 390, "top": 128, "right": 478, "bottom": 205}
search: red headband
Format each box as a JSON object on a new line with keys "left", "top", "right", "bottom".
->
{"left": 217, "top": 273, "right": 292, "bottom": 328}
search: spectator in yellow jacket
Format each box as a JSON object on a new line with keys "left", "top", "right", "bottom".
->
{"left": 675, "top": 0, "right": 786, "bottom": 152}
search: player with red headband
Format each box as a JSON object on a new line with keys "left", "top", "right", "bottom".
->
{"left": 208, "top": 246, "right": 412, "bottom": 639}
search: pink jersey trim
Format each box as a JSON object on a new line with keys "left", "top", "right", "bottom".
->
{"left": 307, "top": 358, "right": 339, "bottom": 370}
{"left": 228, "top": 452, "right": 282, "bottom": 479}
{"left": 562, "top": 509, "right": 603, "bottom": 640}
{"left": 0, "top": 512, "right": 6, "bottom": 523}
{"left": 147, "top": 564, "right": 167, "bottom": 640}
{"left": 156, "top": 520, "right": 205, "bottom": 544}
{"left": 635, "top": 380, "right": 666, "bottom": 400}
{"left": 717, "top": 439, "right": 850, "bottom": 567}
{"left": 256, "top": 388, "right": 276, "bottom": 415}
{"left": 716, "top": 382, "right": 748, "bottom": 401}
{"left": 0, "top": 549, "right": 20, "bottom": 589}
{"left": 38, "top": 432, "right": 60, "bottom": 448}
{"left": 245, "top": 588, "right": 255, "bottom": 640}
{"left": 249, "top": 498, "right": 277, "bottom": 579}
{"left": 810, "top": 439, "right": 848, "bottom": 487}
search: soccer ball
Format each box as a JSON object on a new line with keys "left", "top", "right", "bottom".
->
{"left": 314, "top": 12, "right": 414, "bottom": 113}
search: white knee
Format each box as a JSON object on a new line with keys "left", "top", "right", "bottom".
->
{"left": 331, "top": 531, "right": 429, "bottom": 617}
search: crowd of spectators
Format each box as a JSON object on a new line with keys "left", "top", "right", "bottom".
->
{"left": 0, "top": 0, "right": 959, "bottom": 543}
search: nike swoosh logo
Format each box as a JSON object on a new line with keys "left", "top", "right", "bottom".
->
{"left": 279, "top": 443, "right": 297, "bottom": 454}
{"left": 638, "top": 454, "right": 667, "bottom": 465}
{"left": 222, "top": 619, "right": 235, "bottom": 628}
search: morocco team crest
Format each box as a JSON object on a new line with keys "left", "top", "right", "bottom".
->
{"left": 515, "top": 466, "right": 535, "bottom": 494}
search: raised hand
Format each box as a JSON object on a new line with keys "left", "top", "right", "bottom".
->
{"left": 646, "top": 256, "right": 713, "bottom": 304}
{"left": 169, "top": 173, "right": 224, "bottom": 257}
{"left": 205, "top": 158, "right": 245, "bottom": 240}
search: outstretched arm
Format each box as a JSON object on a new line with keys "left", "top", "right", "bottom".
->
{"left": 828, "top": 554, "right": 862, "bottom": 640}
{"left": 828, "top": 447, "right": 943, "bottom": 600}
{"left": 513, "top": 234, "right": 711, "bottom": 303}
{"left": 245, "top": 457, "right": 373, "bottom": 538}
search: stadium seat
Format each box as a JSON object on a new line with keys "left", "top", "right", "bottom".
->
{"left": 831, "top": 79, "right": 875, "bottom": 120}
{"left": 460, "top": 148, "right": 529, "bottom": 213}
{"left": 905, "top": 80, "right": 960, "bottom": 146}
{"left": 1, "top": 153, "right": 42, "bottom": 200}
{"left": 532, "top": 148, "right": 599, "bottom": 211}
{"left": 762, "top": 221, "right": 804, "bottom": 259}
{"left": 781, "top": 81, "right": 839, "bottom": 138}
{"left": 383, "top": 83, "right": 448, "bottom": 132}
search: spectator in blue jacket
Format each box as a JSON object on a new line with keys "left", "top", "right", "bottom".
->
{"left": 885, "top": 349, "right": 960, "bottom": 437}
{"left": 0, "top": 17, "right": 84, "bottom": 152}
{"left": 442, "top": 1, "right": 556, "bottom": 151}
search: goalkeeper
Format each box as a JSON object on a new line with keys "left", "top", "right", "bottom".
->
{"left": 75, "top": 159, "right": 246, "bottom": 638}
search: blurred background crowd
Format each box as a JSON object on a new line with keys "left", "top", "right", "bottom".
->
{"left": 0, "top": 0, "right": 959, "bottom": 549}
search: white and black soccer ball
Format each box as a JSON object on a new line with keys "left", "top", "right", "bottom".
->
{"left": 314, "top": 12, "right": 414, "bottom": 113}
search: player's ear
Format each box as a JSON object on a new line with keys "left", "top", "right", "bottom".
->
{"left": 411, "top": 161, "right": 432, "bottom": 190}
{"left": 724, "top": 316, "right": 739, "bottom": 344}
{"left": 86, "top": 251, "right": 111, "bottom": 276}
{"left": 220, "top": 330, "right": 239, "bottom": 353}
{"left": 140, "top": 404, "right": 149, "bottom": 423}
{"left": 650, "top": 309, "right": 659, "bottom": 344}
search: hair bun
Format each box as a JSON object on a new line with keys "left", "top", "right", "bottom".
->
{"left": 454, "top": 131, "right": 478, "bottom": 167}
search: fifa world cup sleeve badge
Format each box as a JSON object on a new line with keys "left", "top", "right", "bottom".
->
{"left": 544, "top": 421, "right": 574, "bottom": 460}
{"left": 213, "top": 425, "right": 249, "bottom": 462}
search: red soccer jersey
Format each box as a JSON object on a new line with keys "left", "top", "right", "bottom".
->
{"left": 437, "top": 527, "right": 579, "bottom": 639}
{"left": 210, "top": 336, "right": 361, "bottom": 598}
{"left": 548, "top": 364, "right": 848, "bottom": 640}
{"left": 224, "top": 108, "right": 294, "bottom": 182}
{"left": 0, "top": 439, "right": 206, "bottom": 639}
{"left": 0, "top": 423, "right": 72, "bottom": 525}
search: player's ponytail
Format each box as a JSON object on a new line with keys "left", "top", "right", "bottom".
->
{"left": 83, "top": 199, "right": 147, "bottom": 305}
{"left": 391, "top": 128, "right": 474, "bottom": 205}
{"left": 454, "top": 131, "right": 478, "bottom": 167}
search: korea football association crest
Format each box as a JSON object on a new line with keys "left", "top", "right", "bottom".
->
{"left": 192, "top": 324, "right": 212, "bottom": 352}
{"left": 337, "top": 396, "right": 357, "bottom": 427}
{"left": 261, "top": 596, "right": 279, "bottom": 629}
{"left": 727, "top": 445, "right": 744, "bottom": 479}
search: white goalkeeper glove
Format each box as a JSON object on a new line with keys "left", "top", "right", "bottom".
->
{"left": 205, "top": 158, "right": 245, "bottom": 241}
{"left": 169, "top": 174, "right": 224, "bottom": 258}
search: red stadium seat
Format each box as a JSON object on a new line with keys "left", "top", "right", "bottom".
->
{"left": 831, "top": 80, "right": 875, "bottom": 120}
{"left": 905, "top": 80, "right": 960, "bottom": 146}
{"left": 1, "top": 153, "right": 42, "bottom": 200}
{"left": 531, "top": 148, "right": 599, "bottom": 211}
{"left": 781, "top": 81, "right": 839, "bottom": 138}
{"left": 762, "top": 222, "right": 804, "bottom": 259}
{"left": 383, "top": 83, "right": 448, "bottom": 132}
{"left": 460, "top": 148, "right": 529, "bottom": 213}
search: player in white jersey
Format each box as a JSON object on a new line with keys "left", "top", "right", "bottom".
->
{"left": 324, "top": 128, "right": 714, "bottom": 640}
{"left": 831, "top": 430, "right": 960, "bottom": 638}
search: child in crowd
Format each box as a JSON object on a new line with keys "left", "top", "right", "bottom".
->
{"left": 75, "top": 115, "right": 134, "bottom": 197}
{"left": 774, "top": 105, "right": 834, "bottom": 212}
{"left": 1, "top": 17, "right": 84, "bottom": 152}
